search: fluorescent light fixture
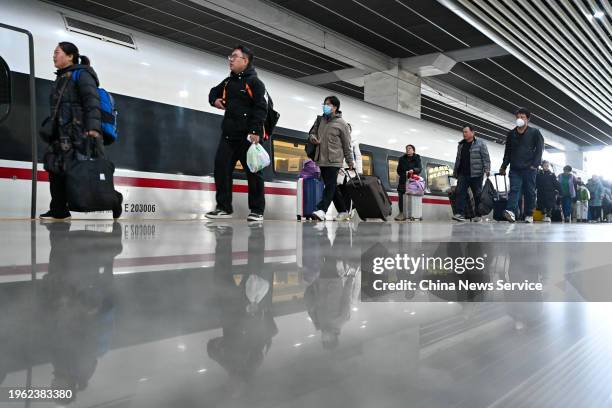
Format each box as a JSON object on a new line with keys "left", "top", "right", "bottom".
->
{"left": 197, "top": 69, "right": 210, "bottom": 76}
{"left": 292, "top": 96, "right": 305, "bottom": 101}
{"left": 179, "top": 90, "right": 189, "bottom": 98}
{"left": 140, "top": 62, "right": 151, "bottom": 66}
{"left": 307, "top": 106, "right": 318, "bottom": 110}
{"left": 594, "top": 11, "right": 604, "bottom": 18}
{"left": 360, "top": 114, "right": 369, "bottom": 119}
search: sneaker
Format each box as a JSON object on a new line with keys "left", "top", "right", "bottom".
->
{"left": 113, "top": 192, "right": 123, "bottom": 219}
{"left": 335, "top": 212, "right": 350, "bottom": 221}
{"left": 39, "top": 210, "right": 71, "bottom": 221}
{"left": 246, "top": 213, "right": 264, "bottom": 222}
{"left": 205, "top": 209, "right": 233, "bottom": 219}
{"left": 394, "top": 213, "right": 407, "bottom": 221}
{"left": 525, "top": 216, "right": 533, "bottom": 224}
{"left": 503, "top": 210, "right": 516, "bottom": 223}
{"left": 472, "top": 216, "right": 482, "bottom": 222}
{"left": 312, "top": 210, "right": 326, "bottom": 221}
{"left": 543, "top": 216, "right": 551, "bottom": 223}
{"left": 348, "top": 208, "right": 357, "bottom": 220}
{"left": 452, "top": 214, "right": 466, "bottom": 222}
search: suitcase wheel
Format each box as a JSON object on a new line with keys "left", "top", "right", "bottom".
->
{"left": 297, "top": 215, "right": 302, "bottom": 221}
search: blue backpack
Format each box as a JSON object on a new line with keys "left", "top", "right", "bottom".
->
{"left": 72, "top": 69, "right": 118, "bottom": 145}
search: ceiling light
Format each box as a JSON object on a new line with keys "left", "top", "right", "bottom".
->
{"left": 179, "top": 90, "right": 189, "bottom": 98}
{"left": 420, "top": 146, "right": 430, "bottom": 150}
{"left": 307, "top": 106, "right": 318, "bottom": 110}
{"left": 410, "top": 128, "right": 418, "bottom": 132}
{"left": 177, "top": 344, "right": 186, "bottom": 351}
{"left": 292, "top": 96, "right": 305, "bottom": 102}
{"left": 388, "top": 138, "right": 397, "bottom": 144}
{"left": 197, "top": 69, "right": 210, "bottom": 76}
{"left": 593, "top": 11, "right": 604, "bottom": 18}
{"left": 140, "top": 62, "right": 150, "bottom": 67}
{"left": 360, "top": 115, "right": 369, "bottom": 119}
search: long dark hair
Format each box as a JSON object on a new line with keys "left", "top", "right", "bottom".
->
{"left": 58, "top": 42, "right": 90, "bottom": 65}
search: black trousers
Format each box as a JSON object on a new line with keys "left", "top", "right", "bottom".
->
{"left": 317, "top": 167, "right": 342, "bottom": 212}
{"left": 214, "top": 137, "right": 265, "bottom": 215}
{"left": 333, "top": 183, "right": 351, "bottom": 213}
{"left": 49, "top": 172, "right": 69, "bottom": 214}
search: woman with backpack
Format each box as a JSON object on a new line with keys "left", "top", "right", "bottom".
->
{"left": 40, "top": 42, "right": 122, "bottom": 220}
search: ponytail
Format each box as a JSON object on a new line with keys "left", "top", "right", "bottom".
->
{"left": 58, "top": 42, "right": 90, "bottom": 66}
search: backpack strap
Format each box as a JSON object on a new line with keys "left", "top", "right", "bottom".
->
{"left": 71, "top": 68, "right": 82, "bottom": 83}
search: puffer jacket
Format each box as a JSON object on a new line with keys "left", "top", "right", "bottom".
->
{"left": 587, "top": 178, "right": 604, "bottom": 206}
{"left": 208, "top": 65, "right": 267, "bottom": 140}
{"left": 397, "top": 153, "right": 422, "bottom": 191}
{"left": 309, "top": 113, "right": 353, "bottom": 168}
{"left": 50, "top": 64, "right": 101, "bottom": 150}
{"left": 452, "top": 137, "right": 491, "bottom": 178}
{"left": 536, "top": 169, "right": 561, "bottom": 209}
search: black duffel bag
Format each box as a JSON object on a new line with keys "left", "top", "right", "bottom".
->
{"left": 65, "top": 138, "right": 118, "bottom": 212}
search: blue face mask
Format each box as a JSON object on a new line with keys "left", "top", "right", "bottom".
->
{"left": 323, "top": 105, "right": 333, "bottom": 116}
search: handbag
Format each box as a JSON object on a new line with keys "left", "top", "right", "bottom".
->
{"left": 39, "top": 76, "right": 70, "bottom": 143}
{"left": 305, "top": 116, "right": 321, "bottom": 160}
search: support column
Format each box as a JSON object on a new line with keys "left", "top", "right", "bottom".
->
{"left": 364, "top": 66, "right": 422, "bottom": 119}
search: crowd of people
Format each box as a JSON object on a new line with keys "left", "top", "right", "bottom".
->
{"left": 42, "top": 41, "right": 609, "bottom": 224}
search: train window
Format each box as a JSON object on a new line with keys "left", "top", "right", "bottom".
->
{"left": 272, "top": 139, "right": 308, "bottom": 174}
{"left": 361, "top": 152, "right": 373, "bottom": 176}
{"left": 0, "top": 56, "right": 11, "bottom": 123}
{"left": 426, "top": 163, "right": 452, "bottom": 194}
{"left": 388, "top": 157, "right": 399, "bottom": 188}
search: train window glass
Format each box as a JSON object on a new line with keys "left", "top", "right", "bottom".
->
{"left": 361, "top": 152, "right": 372, "bottom": 176}
{"left": 0, "top": 56, "right": 11, "bottom": 123}
{"left": 273, "top": 139, "right": 308, "bottom": 174}
{"left": 388, "top": 158, "right": 399, "bottom": 188}
{"left": 426, "top": 163, "right": 452, "bottom": 193}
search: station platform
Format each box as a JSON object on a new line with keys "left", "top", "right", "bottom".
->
{"left": 1, "top": 219, "right": 611, "bottom": 407}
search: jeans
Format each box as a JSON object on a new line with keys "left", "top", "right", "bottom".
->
{"left": 561, "top": 196, "right": 573, "bottom": 220}
{"left": 455, "top": 175, "right": 483, "bottom": 216}
{"left": 214, "top": 137, "right": 265, "bottom": 214}
{"left": 317, "top": 167, "right": 341, "bottom": 212}
{"left": 507, "top": 168, "right": 537, "bottom": 217}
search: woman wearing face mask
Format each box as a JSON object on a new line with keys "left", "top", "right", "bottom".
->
{"left": 308, "top": 96, "right": 354, "bottom": 221}
{"left": 394, "top": 144, "right": 422, "bottom": 221}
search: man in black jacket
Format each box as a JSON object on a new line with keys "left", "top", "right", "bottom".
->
{"left": 206, "top": 45, "right": 268, "bottom": 222}
{"left": 499, "top": 108, "right": 544, "bottom": 223}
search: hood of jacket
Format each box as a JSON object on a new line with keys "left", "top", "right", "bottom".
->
{"left": 56, "top": 64, "right": 100, "bottom": 86}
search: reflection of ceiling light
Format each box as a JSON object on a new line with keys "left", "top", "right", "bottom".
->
{"left": 360, "top": 115, "right": 368, "bottom": 119}
{"left": 197, "top": 368, "right": 207, "bottom": 373}
{"left": 352, "top": 307, "right": 359, "bottom": 312}
{"left": 140, "top": 62, "right": 150, "bottom": 66}
{"left": 593, "top": 11, "right": 604, "bottom": 18}
{"left": 361, "top": 320, "right": 368, "bottom": 324}
{"left": 360, "top": 325, "right": 367, "bottom": 329}
{"left": 410, "top": 128, "right": 418, "bottom": 132}
{"left": 178, "top": 344, "right": 186, "bottom": 351}
{"left": 409, "top": 311, "right": 416, "bottom": 315}
{"left": 293, "top": 343, "right": 302, "bottom": 347}
{"left": 138, "top": 378, "right": 148, "bottom": 382}
{"left": 179, "top": 90, "right": 189, "bottom": 98}
{"left": 448, "top": 301, "right": 454, "bottom": 304}
{"left": 308, "top": 334, "right": 316, "bottom": 338}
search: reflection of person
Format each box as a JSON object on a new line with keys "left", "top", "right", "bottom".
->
{"left": 207, "top": 223, "right": 278, "bottom": 393}
{"left": 41, "top": 221, "right": 122, "bottom": 403}
{"left": 304, "top": 223, "right": 358, "bottom": 349}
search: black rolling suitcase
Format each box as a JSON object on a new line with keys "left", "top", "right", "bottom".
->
{"left": 493, "top": 173, "right": 509, "bottom": 221}
{"left": 448, "top": 183, "right": 476, "bottom": 219}
{"left": 344, "top": 173, "right": 391, "bottom": 221}
{"left": 65, "top": 142, "right": 119, "bottom": 212}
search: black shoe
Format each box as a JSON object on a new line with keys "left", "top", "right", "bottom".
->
{"left": 39, "top": 210, "right": 71, "bottom": 220}
{"left": 206, "top": 209, "right": 233, "bottom": 219}
{"left": 113, "top": 192, "right": 123, "bottom": 219}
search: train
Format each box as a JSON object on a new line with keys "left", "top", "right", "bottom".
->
{"left": 0, "top": 0, "right": 512, "bottom": 221}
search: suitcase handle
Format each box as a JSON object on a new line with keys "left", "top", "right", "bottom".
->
{"left": 494, "top": 173, "right": 508, "bottom": 195}
{"left": 341, "top": 168, "right": 361, "bottom": 185}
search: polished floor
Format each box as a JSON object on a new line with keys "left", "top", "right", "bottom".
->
{"left": 1, "top": 219, "right": 612, "bottom": 408}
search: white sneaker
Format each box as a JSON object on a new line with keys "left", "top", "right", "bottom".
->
{"left": 525, "top": 216, "right": 533, "bottom": 224}
{"left": 312, "top": 210, "right": 326, "bottom": 221}
{"left": 504, "top": 210, "right": 516, "bottom": 223}
{"left": 394, "top": 213, "right": 407, "bottom": 221}
{"left": 543, "top": 216, "right": 551, "bottom": 223}
{"left": 348, "top": 208, "right": 357, "bottom": 220}
{"left": 246, "top": 213, "right": 264, "bottom": 222}
{"left": 452, "top": 214, "right": 466, "bottom": 222}
{"left": 335, "top": 212, "right": 350, "bottom": 221}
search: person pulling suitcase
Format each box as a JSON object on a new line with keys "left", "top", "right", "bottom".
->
{"left": 309, "top": 96, "right": 354, "bottom": 222}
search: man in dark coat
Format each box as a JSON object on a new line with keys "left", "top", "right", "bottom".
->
{"left": 206, "top": 45, "right": 268, "bottom": 222}
{"left": 536, "top": 160, "right": 561, "bottom": 222}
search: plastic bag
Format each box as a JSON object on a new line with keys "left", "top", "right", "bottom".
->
{"left": 245, "top": 274, "right": 270, "bottom": 313}
{"left": 246, "top": 143, "right": 271, "bottom": 173}
{"left": 406, "top": 175, "right": 425, "bottom": 196}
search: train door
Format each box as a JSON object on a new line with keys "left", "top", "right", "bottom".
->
{"left": 0, "top": 23, "right": 38, "bottom": 218}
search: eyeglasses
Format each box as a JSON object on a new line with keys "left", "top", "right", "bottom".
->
{"left": 228, "top": 55, "right": 246, "bottom": 61}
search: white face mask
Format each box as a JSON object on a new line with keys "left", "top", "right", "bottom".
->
{"left": 516, "top": 118, "right": 526, "bottom": 128}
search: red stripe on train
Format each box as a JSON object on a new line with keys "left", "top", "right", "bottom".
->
{"left": 0, "top": 166, "right": 449, "bottom": 204}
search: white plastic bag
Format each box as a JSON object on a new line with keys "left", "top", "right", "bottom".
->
{"left": 245, "top": 274, "right": 270, "bottom": 313}
{"left": 246, "top": 143, "right": 271, "bottom": 173}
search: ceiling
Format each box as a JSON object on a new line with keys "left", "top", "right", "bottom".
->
{"left": 43, "top": 0, "right": 612, "bottom": 146}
